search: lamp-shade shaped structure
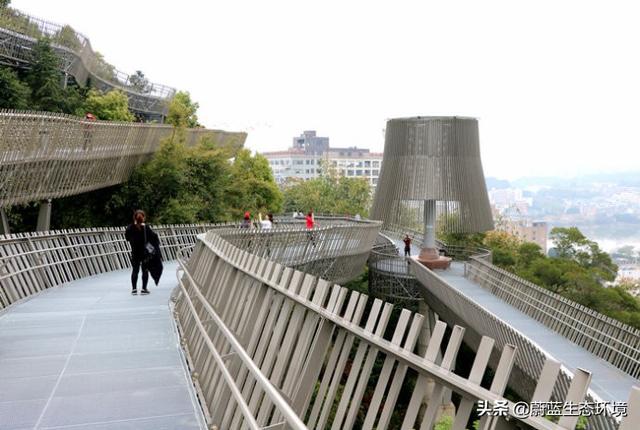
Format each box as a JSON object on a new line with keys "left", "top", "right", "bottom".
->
{"left": 371, "top": 116, "right": 494, "bottom": 238}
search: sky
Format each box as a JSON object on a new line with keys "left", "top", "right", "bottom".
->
{"left": 11, "top": 0, "right": 640, "bottom": 180}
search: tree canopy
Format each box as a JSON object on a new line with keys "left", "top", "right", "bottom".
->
{"left": 227, "top": 149, "right": 283, "bottom": 218}
{"left": 26, "top": 39, "right": 64, "bottom": 112}
{"left": 282, "top": 174, "right": 371, "bottom": 217}
{"left": 0, "top": 66, "right": 29, "bottom": 109}
{"left": 550, "top": 227, "right": 617, "bottom": 282}
{"left": 166, "top": 91, "right": 200, "bottom": 128}
{"left": 128, "top": 70, "right": 150, "bottom": 93}
{"left": 82, "top": 89, "right": 135, "bottom": 121}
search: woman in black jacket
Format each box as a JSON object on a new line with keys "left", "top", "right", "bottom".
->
{"left": 125, "top": 210, "right": 159, "bottom": 295}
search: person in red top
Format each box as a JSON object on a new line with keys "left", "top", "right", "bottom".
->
{"left": 241, "top": 211, "right": 251, "bottom": 228}
{"left": 305, "top": 211, "right": 314, "bottom": 229}
{"left": 305, "top": 210, "right": 315, "bottom": 246}
{"left": 403, "top": 234, "right": 412, "bottom": 257}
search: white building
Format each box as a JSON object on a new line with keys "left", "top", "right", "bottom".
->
{"left": 262, "top": 131, "right": 383, "bottom": 187}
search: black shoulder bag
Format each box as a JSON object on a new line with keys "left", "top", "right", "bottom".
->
{"left": 143, "top": 225, "right": 157, "bottom": 264}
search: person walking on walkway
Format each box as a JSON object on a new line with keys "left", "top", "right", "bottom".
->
{"left": 125, "top": 210, "right": 159, "bottom": 295}
{"left": 403, "top": 234, "right": 412, "bottom": 257}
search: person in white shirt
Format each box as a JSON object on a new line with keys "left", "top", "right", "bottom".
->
{"left": 258, "top": 212, "right": 272, "bottom": 230}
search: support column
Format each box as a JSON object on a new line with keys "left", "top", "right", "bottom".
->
{"left": 417, "top": 199, "right": 452, "bottom": 269}
{"left": 423, "top": 199, "right": 436, "bottom": 248}
{"left": 36, "top": 199, "right": 52, "bottom": 231}
{"left": 0, "top": 207, "right": 10, "bottom": 235}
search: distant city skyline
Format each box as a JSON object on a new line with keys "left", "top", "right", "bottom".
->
{"left": 11, "top": 0, "right": 640, "bottom": 180}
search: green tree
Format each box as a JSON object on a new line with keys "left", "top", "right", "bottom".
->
{"left": 283, "top": 175, "right": 371, "bottom": 216}
{"left": 26, "top": 39, "right": 64, "bottom": 112}
{"left": 516, "top": 241, "right": 545, "bottom": 269}
{"left": 550, "top": 227, "right": 618, "bottom": 281}
{"left": 106, "top": 133, "right": 252, "bottom": 225}
{"left": 166, "top": 91, "right": 200, "bottom": 128}
{"left": 82, "top": 89, "right": 135, "bottom": 121}
{"left": 128, "top": 70, "right": 150, "bottom": 93}
{"left": 0, "top": 0, "right": 10, "bottom": 9}
{"left": 227, "top": 149, "right": 283, "bottom": 218}
{"left": 0, "top": 66, "right": 30, "bottom": 109}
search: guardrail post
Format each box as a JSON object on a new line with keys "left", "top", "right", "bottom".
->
{"left": 0, "top": 208, "right": 9, "bottom": 235}
{"left": 557, "top": 368, "right": 591, "bottom": 429}
{"left": 620, "top": 386, "right": 640, "bottom": 430}
{"left": 36, "top": 199, "right": 52, "bottom": 231}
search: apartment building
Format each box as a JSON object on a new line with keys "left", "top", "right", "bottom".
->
{"left": 262, "top": 131, "right": 383, "bottom": 187}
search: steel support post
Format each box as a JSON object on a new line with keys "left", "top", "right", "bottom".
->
{"left": 36, "top": 199, "right": 52, "bottom": 231}
{"left": 0, "top": 207, "right": 9, "bottom": 235}
{"left": 423, "top": 199, "right": 436, "bottom": 248}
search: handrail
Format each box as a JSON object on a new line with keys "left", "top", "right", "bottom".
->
{"left": 179, "top": 227, "right": 566, "bottom": 430}
{"left": 466, "top": 256, "right": 640, "bottom": 378}
{"left": 1, "top": 220, "right": 637, "bottom": 429}
{"left": 410, "top": 258, "right": 624, "bottom": 430}
{"left": 0, "top": 109, "right": 247, "bottom": 207}
{"left": 176, "top": 259, "right": 307, "bottom": 430}
{"left": 0, "top": 217, "right": 379, "bottom": 309}
{"left": 375, "top": 229, "right": 640, "bottom": 380}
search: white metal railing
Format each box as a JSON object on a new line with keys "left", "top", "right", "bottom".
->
{"left": 0, "top": 110, "right": 246, "bottom": 207}
{"left": 0, "top": 217, "right": 379, "bottom": 310}
{"left": 176, "top": 252, "right": 307, "bottom": 430}
{"left": 174, "top": 229, "right": 572, "bottom": 430}
{"left": 466, "top": 257, "right": 640, "bottom": 379}
{"left": 411, "top": 259, "right": 631, "bottom": 430}
{"left": 2, "top": 221, "right": 639, "bottom": 429}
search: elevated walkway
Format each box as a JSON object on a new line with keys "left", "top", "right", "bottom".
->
{"left": 0, "top": 262, "right": 205, "bottom": 429}
{"left": 2, "top": 223, "right": 639, "bottom": 429}
{"left": 437, "top": 262, "right": 638, "bottom": 404}
{"left": 0, "top": 111, "right": 246, "bottom": 208}
{"left": 0, "top": 8, "right": 175, "bottom": 119}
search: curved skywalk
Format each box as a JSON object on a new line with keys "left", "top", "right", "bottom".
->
{"left": 389, "top": 235, "right": 639, "bottom": 403}
{"left": 0, "top": 262, "right": 206, "bottom": 430}
{"left": 434, "top": 263, "right": 639, "bottom": 404}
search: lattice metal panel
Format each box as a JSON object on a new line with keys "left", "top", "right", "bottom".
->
{"left": 0, "top": 223, "right": 222, "bottom": 310}
{"left": 0, "top": 7, "right": 176, "bottom": 117}
{"left": 0, "top": 110, "right": 247, "bottom": 207}
{"left": 213, "top": 219, "right": 381, "bottom": 284}
{"left": 0, "top": 218, "right": 378, "bottom": 310}
{"left": 371, "top": 117, "right": 494, "bottom": 234}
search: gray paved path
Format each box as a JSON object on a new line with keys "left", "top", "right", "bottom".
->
{"left": 435, "top": 262, "right": 639, "bottom": 403}
{"left": 0, "top": 262, "right": 206, "bottom": 430}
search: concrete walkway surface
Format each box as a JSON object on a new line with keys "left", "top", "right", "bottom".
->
{"left": 0, "top": 262, "right": 206, "bottom": 430}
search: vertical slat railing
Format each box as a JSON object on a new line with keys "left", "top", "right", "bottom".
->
{"left": 173, "top": 228, "right": 583, "bottom": 430}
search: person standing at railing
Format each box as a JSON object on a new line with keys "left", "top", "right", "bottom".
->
{"left": 82, "top": 112, "right": 96, "bottom": 150}
{"left": 403, "top": 234, "right": 412, "bottom": 257}
{"left": 258, "top": 212, "right": 274, "bottom": 257}
{"left": 258, "top": 212, "right": 272, "bottom": 230}
{"left": 306, "top": 210, "right": 316, "bottom": 246}
{"left": 125, "top": 210, "right": 160, "bottom": 295}
{"left": 241, "top": 211, "right": 251, "bottom": 228}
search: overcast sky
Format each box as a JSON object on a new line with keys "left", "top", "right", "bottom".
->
{"left": 12, "top": 0, "right": 640, "bottom": 180}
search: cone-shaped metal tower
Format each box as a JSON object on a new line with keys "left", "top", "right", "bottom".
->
{"left": 371, "top": 116, "right": 494, "bottom": 244}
